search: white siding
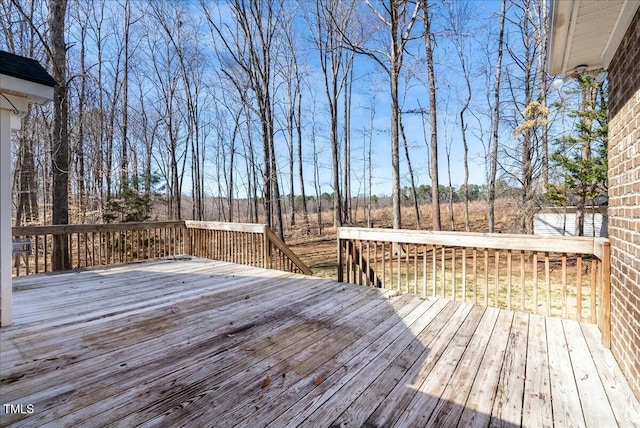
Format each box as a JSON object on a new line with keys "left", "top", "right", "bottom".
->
{"left": 534, "top": 210, "right": 608, "bottom": 237}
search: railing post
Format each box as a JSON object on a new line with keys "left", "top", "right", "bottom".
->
{"left": 263, "top": 225, "right": 271, "bottom": 270}
{"left": 599, "top": 239, "right": 611, "bottom": 348}
{"left": 182, "top": 222, "right": 190, "bottom": 256}
{"left": 337, "top": 228, "right": 343, "bottom": 282}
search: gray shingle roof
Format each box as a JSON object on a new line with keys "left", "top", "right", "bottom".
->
{"left": 0, "top": 50, "right": 57, "bottom": 87}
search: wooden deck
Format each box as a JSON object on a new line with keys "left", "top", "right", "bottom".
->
{"left": 1, "top": 258, "right": 638, "bottom": 427}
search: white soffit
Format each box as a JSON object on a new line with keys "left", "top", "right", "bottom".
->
{"left": 549, "top": 0, "right": 639, "bottom": 75}
{"left": 0, "top": 73, "right": 55, "bottom": 106}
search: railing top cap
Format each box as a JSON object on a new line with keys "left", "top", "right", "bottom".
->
{"left": 337, "top": 227, "right": 601, "bottom": 255}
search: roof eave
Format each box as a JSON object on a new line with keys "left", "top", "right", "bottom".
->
{"left": 0, "top": 73, "right": 55, "bottom": 106}
{"left": 548, "top": 0, "right": 640, "bottom": 76}
{"left": 548, "top": 0, "right": 580, "bottom": 76}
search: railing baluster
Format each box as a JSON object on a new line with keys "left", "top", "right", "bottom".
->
{"left": 359, "top": 240, "right": 364, "bottom": 286}
{"left": 35, "top": 235, "right": 40, "bottom": 274}
{"left": 545, "top": 252, "right": 551, "bottom": 316}
{"left": 441, "top": 246, "right": 446, "bottom": 299}
{"left": 507, "top": 250, "right": 512, "bottom": 311}
{"left": 494, "top": 250, "right": 500, "bottom": 307}
{"left": 472, "top": 248, "right": 477, "bottom": 305}
{"left": 562, "top": 253, "right": 568, "bottom": 318}
{"left": 396, "top": 244, "right": 401, "bottom": 292}
{"left": 521, "top": 251, "right": 526, "bottom": 312}
{"left": 413, "top": 244, "right": 418, "bottom": 294}
{"left": 577, "top": 256, "right": 583, "bottom": 322}
{"left": 484, "top": 248, "right": 489, "bottom": 307}
{"left": 432, "top": 245, "right": 437, "bottom": 298}
{"left": 532, "top": 252, "right": 538, "bottom": 314}
{"left": 591, "top": 258, "right": 597, "bottom": 323}
{"left": 462, "top": 248, "right": 467, "bottom": 303}
{"left": 452, "top": 248, "right": 456, "bottom": 301}
{"left": 405, "top": 244, "right": 410, "bottom": 293}
{"left": 423, "top": 244, "right": 427, "bottom": 296}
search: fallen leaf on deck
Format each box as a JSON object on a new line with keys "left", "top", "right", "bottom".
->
{"left": 261, "top": 376, "right": 271, "bottom": 388}
{"left": 314, "top": 376, "right": 323, "bottom": 386}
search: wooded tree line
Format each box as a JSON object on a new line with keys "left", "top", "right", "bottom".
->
{"left": 1, "top": 0, "right": 607, "bottom": 251}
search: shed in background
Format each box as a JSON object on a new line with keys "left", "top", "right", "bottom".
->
{"left": 533, "top": 206, "right": 608, "bottom": 237}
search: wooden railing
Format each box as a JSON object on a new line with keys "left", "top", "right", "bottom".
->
{"left": 184, "top": 221, "right": 312, "bottom": 275}
{"left": 338, "top": 227, "right": 611, "bottom": 346}
{"left": 10, "top": 220, "right": 312, "bottom": 277}
{"left": 11, "top": 222, "right": 186, "bottom": 275}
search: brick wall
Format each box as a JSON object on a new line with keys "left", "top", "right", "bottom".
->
{"left": 607, "top": 7, "right": 640, "bottom": 401}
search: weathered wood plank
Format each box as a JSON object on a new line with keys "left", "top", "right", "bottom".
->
{"left": 332, "top": 300, "right": 461, "bottom": 428}
{"left": 13, "top": 221, "right": 186, "bottom": 236}
{"left": 2, "top": 275, "right": 338, "bottom": 407}
{"left": 490, "top": 311, "right": 529, "bottom": 427}
{"left": 391, "top": 305, "right": 487, "bottom": 427}
{"left": 281, "top": 299, "right": 449, "bottom": 428}
{"left": 581, "top": 323, "right": 640, "bottom": 426}
{"left": 457, "top": 310, "right": 513, "bottom": 428}
{"left": 426, "top": 306, "right": 501, "bottom": 427}
{"left": 301, "top": 298, "right": 450, "bottom": 428}
{"left": 362, "top": 302, "right": 475, "bottom": 427}
{"left": 173, "top": 295, "right": 425, "bottom": 428}
{"left": 546, "top": 316, "right": 585, "bottom": 427}
{"left": 563, "top": 319, "right": 618, "bottom": 427}
{"left": 184, "top": 220, "right": 264, "bottom": 233}
{"left": 522, "top": 314, "right": 552, "bottom": 427}
{"left": 255, "top": 299, "right": 438, "bottom": 428}
{"left": 57, "top": 286, "right": 402, "bottom": 427}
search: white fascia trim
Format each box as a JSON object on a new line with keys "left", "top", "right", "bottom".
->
{"left": 602, "top": 0, "right": 640, "bottom": 68}
{"left": 0, "top": 73, "right": 55, "bottom": 105}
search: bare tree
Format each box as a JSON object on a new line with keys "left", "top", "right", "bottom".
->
{"left": 342, "top": 61, "right": 354, "bottom": 225}
{"left": 488, "top": 0, "right": 506, "bottom": 233}
{"left": 421, "top": 0, "right": 441, "bottom": 231}
{"left": 120, "top": 0, "right": 131, "bottom": 190}
{"left": 536, "top": 0, "right": 549, "bottom": 186}
{"left": 3, "top": 0, "right": 41, "bottom": 226}
{"left": 306, "top": 0, "right": 359, "bottom": 228}
{"left": 151, "top": 2, "right": 208, "bottom": 221}
{"left": 446, "top": 0, "right": 473, "bottom": 231}
{"left": 339, "top": 0, "right": 420, "bottom": 230}
{"left": 49, "top": 0, "right": 70, "bottom": 269}
{"left": 366, "top": 94, "right": 376, "bottom": 227}
{"left": 280, "top": 12, "right": 311, "bottom": 234}
{"left": 398, "top": 110, "right": 421, "bottom": 228}
{"left": 203, "top": 0, "right": 285, "bottom": 239}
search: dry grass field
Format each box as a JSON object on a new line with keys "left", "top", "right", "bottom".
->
{"left": 286, "top": 199, "right": 521, "bottom": 280}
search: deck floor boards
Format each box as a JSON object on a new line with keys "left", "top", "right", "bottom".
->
{"left": 1, "top": 258, "right": 638, "bottom": 427}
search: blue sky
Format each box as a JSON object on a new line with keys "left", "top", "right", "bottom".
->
{"left": 271, "top": 0, "right": 510, "bottom": 198}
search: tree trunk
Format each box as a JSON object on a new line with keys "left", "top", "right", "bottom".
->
{"left": 120, "top": 0, "right": 130, "bottom": 191}
{"left": 343, "top": 63, "right": 353, "bottom": 225}
{"left": 15, "top": 108, "right": 39, "bottom": 225}
{"left": 399, "top": 112, "right": 421, "bottom": 229}
{"left": 488, "top": 0, "right": 506, "bottom": 233}
{"left": 389, "top": 1, "right": 402, "bottom": 230}
{"left": 296, "top": 81, "right": 310, "bottom": 235}
{"left": 423, "top": 0, "right": 440, "bottom": 231}
{"left": 538, "top": 0, "right": 549, "bottom": 187}
{"left": 49, "top": 0, "right": 70, "bottom": 270}
{"left": 576, "top": 81, "right": 598, "bottom": 236}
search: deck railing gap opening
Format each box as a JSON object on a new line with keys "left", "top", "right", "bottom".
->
{"left": 11, "top": 221, "right": 311, "bottom": 277}
{"left": 337, "top": 227, "right": 611, "bottom": 347}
